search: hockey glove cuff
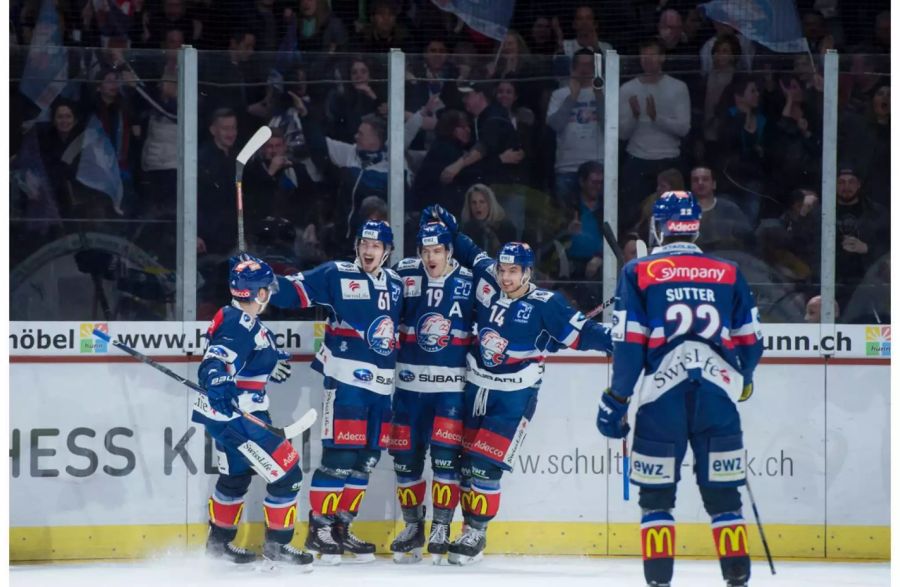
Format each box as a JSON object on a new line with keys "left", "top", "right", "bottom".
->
{"left": 596, "top": 388, "right": 630, "bottom": 439}
{"left": 206, "top": 373, "right": 240, "bottom": 416}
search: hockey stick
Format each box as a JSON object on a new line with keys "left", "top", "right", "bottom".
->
{"left": 234, "top": 126, "right": 273, "bottom": 251}
{"left": 744, "top": 476, "right": 776, "bottom": 574}
{"left": 93, "top": 329, "right": 316, "bottom": 439}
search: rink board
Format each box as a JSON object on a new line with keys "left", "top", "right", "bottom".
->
{"left": 9, "top": 322, "right": 891, "bottom": 561}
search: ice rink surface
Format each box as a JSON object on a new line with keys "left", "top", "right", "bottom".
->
{"left": 10, "top": 554, "right": 889, "bottom": 586}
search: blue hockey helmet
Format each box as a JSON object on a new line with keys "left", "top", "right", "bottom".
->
{"left": 229, "top": 254, "right": 278, "bottom": 301}
{"left": 497, "top": 242, "right": 534, "bottom": 270}
{"left": 357, "top": 220, "right": 394, "bottom": 247}
{"left": 355, "top": 220, "right": 394, "bottom": 270}
{"left": 652, "top": 190, "right": 702, "bottom": 243}
{"left": 417, "top": 222, "right": 453, "bottom": 250}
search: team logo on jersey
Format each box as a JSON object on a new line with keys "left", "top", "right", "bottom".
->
{"left": 390, "top": 282, "right": 402, "bottom": 303}
{"left": 476, "top": 278, "right": 495, "bottom": 308}
{"left": 417, "top": 313, "right": 452, "bottom": 352}
{"left": 353, "top": 369, "right": 374, "bottom": 382}
{"left": 340, "top": 279, "right": 371, "bottom": 300}
{"left": 478, "top": 328, "right": 509, "bottom": 367}
{"left": 253, "top": 327, "right": 271, "bottom": 349}
{"left": 399, "top": 370, "right": 416, "bottom": 383}
{"left": 366, "top": 315, "right": 396, "bottom": 356}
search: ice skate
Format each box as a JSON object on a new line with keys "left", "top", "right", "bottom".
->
{"left": 262, "top": 540, "right": 314, "bottom": 571}
{"left": 304, "top": 512, "right": 343, "bottom": 565}
{"left": 391, "top": 519, "right": 425, "bottom": 564}
{"left": 447, "top": 524, "right": 486, "bottom": 566}
{"left": 427, "top": 522, "right": 451, "bottom": 565}
{"left": 333, "top": 520, "right": 376, "bottom": 563}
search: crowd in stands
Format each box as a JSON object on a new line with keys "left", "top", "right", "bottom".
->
{"left": 9, "top": 0, "right": 891, "bottom": 323}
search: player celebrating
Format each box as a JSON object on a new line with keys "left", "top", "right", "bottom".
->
{"left": 388, "top": 222, "right": 475, "bottom": 564}
{"left": 269, "top": 220, "right": 403, "bottom": 564}
{"left": 195, "top": 254, "right": 312, "bottom": 568}
{"left": 421, "top": 205, "right": 613, "bottom": 565}
{"left": 596, "top": 191, "right": 763, "bottom": 587}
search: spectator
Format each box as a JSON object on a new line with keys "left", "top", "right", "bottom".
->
{"left": 715, "top": 75, "right": 768, "bottom": 222}
{"left": 439, "top": 81, "right": 524, "bottom": 189}
{"left": 353, "top": 0, "right": 411, "bottom": 53}
{"left": 37, "top": 100, "right": 84, "bottom": 219}
{"left": 802, "top": 11, "right": 837, "bottom": 54}
{"left": 690, "top": 165, "right": 752, "bottom": 252}
{"left": 657, "top": 9, "right": 691, "bottom": 56}
{"left": 839, "top": 83, "right": 890, "bottom": 208}
{"left": 92, "top": 66, "right": 138, "bottom": 210}
{"left": 460, "top": 184, "right": 517, "bottom": 257}
{"left": 699, "top": 21, "right": 755, "bottom": 76}
{"left": 547, "top": 48, "right": 604, "bottom": 207}
{"left": 147, "top": 0, "right": 200, "bottom": 47}
{"left": 633, "top": 167, "right": 685, "bottom": 242}
{"left": 202, "top": 29, "right": 257, "bottom": 126}
{"left": 411, "top": 109, "right": 472, "bottom": 217}
{"left": 303, "top": 111, "right": 392, "bottom": 245}
{"left": 292, "top": 0, "right": 349, "bottom": 53}
{"left": 702, "top": 34, "right": 741, "bottom": 145}
{"left": 842, "top": 253, "right": 890, "bottom": 324}
{"left": 406, "top": 38, "right": 463, "bottom": 135}
{"left": 243, "top": 128, "right": 317, "bottom": 233}
{"left": 767, "top": 187, "right": 821, "bottom": 281}
{"left": 619, "top": 37, "right": 691, "bottom": 231}
{"left": 834, "top": 166, "right": 889, "bottom": 308}
{"left": 768, "top": 72, "right": 823, "bottom": 193}
{"left": 197, "top": 108, "right": 239, "bottom": 255}
{"left": 839, "top": 51, "right": 889, "bottom": 115}
{"left": 529, "top": 15, "right": 557, "bottom": 56}
{"left": 872, "top": 10, "right": 890, "bottom": 54}
{"left": 494, "top": 80, "right": 537, "bottom": 184}
{"left": 558, "top": 4, "right": 614, "bottom": 58}
{"left": 564, "top": 161, "right": 606, "bottom": 280}
{"left": 138, "top": 73, "right": 179, "bottom": 220}
{"left": 267, "top": 67, "right": 325, "bottom": 187}
{"left": 251, "top": 0, "right": 279, "bottom": 52}
{"left": 326, "top": 57, "right": 386, "bottom": 144}
{"left": 804, "top": 295, "right": 840, "bottom": 323}
{"left": 486, "top": 31, "right": 531, "bottom": 80}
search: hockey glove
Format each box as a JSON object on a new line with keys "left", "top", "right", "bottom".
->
{"left": 270, "top": 351, "right": 292, "bottom": 383}
{"left": 596, "top": 388, "right": 630, "bottom": 439}
{"left": 421, "top": 205, "right": 459, "bottom": 235}
{"left": 206, "top": 372, "right": 240, "bottom": 416}
{"left": 739, "top": 382, "right": 753, "bottom": 402}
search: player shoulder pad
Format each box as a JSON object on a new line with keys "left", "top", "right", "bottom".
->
{"left": 458, "top": 266, "right": 473, "bottom": 278}
{"left": 395, "top": 257, "right": 421, "bottom": 272}
{"left": 528, "top": 289, "right": 554, "bottom": 303}
{"left": 334, "top": 260, "right": 360, "bottom": 273}
{"left": 474, "top": 252, "right": 492, "bottom": 267}
{"left": 384, "top": 267, "right": 401, "bottom": 281}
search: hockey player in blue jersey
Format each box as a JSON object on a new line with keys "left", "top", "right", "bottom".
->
{"left": 388, "top": 222, "right": 475, "bottom": 564}
{"left": 421, "top": 205, "right": 613, "bottom": 565}
{"left": 596, "top": 191, "right": 763, "bottom": 587}
{"left": 269, "top": 219, "right": 403, "bottom": 564}
{"left": 195, "top": 255, "right": 312, "bottom": 568}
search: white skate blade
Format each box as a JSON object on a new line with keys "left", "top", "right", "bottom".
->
{"left": 312, "top": 553, "right": 342, "bottom": 566}
{"left": 392, "top": 548, "right": 423, "bottom": 564}
{"left": 447, "top": 551, "right": 483, "bottom": 566}
{"left": 431, "top": 553, "right": 449, "bottom": 565}
{"left": 342, "top": 552, "right": 376, "bottom": 564}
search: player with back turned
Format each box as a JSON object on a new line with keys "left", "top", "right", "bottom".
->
{"left": 195, "top": 254, "right": 312, "bottom": 568}
{"left": 388, "top": 221, "right": 475, "bottom": 564}
{"left": 269, "top": 220, "right": 403, "bottom": 564}
{"left": 596, "top": 191, "right": 763, "bottom": 587}
{"left": 421, "top": 205, "right": 613, "bottom": 565}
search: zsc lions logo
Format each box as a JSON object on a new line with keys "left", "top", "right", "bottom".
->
{"left": 417, "top": 312, "right": 452, "bottom": 352}
{"left": 367, "top": 315, "right": 396, "bottom": 356}
{"left": 479, "top": 328, "right": 509, "bottom": 367}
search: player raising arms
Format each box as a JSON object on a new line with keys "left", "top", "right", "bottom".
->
{"left": 196, "top": 255, "right": 312, "bottom": 568}
{"left": 421, "top": 205, "right": 613, "bottom": 565}
{"left": 388, "top": 222, "right": 475, "bottom": 564}
{"left": 596, "top": 191, "right": 763, "bottom": 587}
{"left": 269, "top": 220, "right": 403, "bottom": 564}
